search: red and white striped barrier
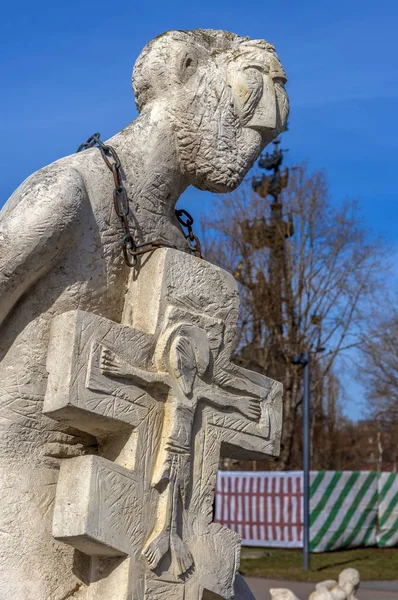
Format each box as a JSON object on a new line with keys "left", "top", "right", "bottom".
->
{"left": 215, "top": 471, "right": 303, "bottom": 547}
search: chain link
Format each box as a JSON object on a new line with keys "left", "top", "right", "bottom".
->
{"left": 175, "top": 209, "right": 202, "bottom": 258}
{"left": 77, "top": 133, "right": 202, "bottom": 266}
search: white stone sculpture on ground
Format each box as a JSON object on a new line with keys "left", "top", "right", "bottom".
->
{"left": 312, "top": 568, "right": 360, "bottom": 600}
{"left": 0, "top": 29, "right": 288, "bottom": 599}
{"left": 270, "top": 568, "right": 360, "bottom": 600}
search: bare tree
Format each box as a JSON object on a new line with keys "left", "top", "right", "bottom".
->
{"left": 358, "top": 308, "right": 398, "bottom": 470}
{"left": 201, "top": 162, "right": 387, "bottom": 470}
{"left": 360, "top": 309, "right": 398, "bottom": 419}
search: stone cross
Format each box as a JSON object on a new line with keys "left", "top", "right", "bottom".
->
{"left": 44, "top": 249, "right": 283, "bottom": 600}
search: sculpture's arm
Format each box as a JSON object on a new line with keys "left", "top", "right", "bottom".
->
{"left": 0, "top": 167, "right": 86, "bottom": 328}
{"left": 214, "top": 363, "right": 267, "bottom": 399}
{"left": 100, "top": 346, "right": 170, "bottom": 387}
{"left": 197, "top": 385, "right": 261, "bottom": 421}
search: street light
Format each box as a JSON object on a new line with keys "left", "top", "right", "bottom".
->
{"left": 292, "top": 351, "right": 310, "bottom": 571}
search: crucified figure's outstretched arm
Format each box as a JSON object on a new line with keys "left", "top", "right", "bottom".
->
{"left": 197, "top": 385, "right": 261, "bottom": 421}
{"left": 100, "top": 346, "right": 170, "bottom": 387}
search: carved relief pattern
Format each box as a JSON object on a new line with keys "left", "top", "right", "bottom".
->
{"left": 44, "top": 249, "right": 283, "bottom": 600}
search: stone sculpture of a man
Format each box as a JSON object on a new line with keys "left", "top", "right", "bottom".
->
{"left": 0, "top": 29, "right": 288, "bottom": 599}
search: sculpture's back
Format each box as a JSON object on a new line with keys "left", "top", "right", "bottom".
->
{"left": 0, "top": 29, "right": 288, "bottom": 600}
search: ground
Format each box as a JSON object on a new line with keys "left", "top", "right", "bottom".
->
{"left": 239, "top": 547, "right": 398, "bottom": 582}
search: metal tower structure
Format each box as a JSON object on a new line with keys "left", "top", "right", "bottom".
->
{"left": 237, "top": 138, "right": 294, "bottom": 379}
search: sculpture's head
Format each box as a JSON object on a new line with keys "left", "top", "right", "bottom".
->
{"left": 133, "top": 29, "right": 289, "bottom": 193}
{"left": 338, "top": 568, "right": 360, "bottom": 595}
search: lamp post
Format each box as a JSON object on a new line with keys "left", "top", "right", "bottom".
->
{"left": 293, "top": 351, "right": 310, "bottom": 571}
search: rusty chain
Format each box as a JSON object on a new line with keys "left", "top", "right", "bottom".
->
{"left": 77, "top": 133, "right": 202, "bottom": 266}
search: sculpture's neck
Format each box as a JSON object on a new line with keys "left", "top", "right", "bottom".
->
{"left": 107, "top": 109, "right": 189, "bottom": 250}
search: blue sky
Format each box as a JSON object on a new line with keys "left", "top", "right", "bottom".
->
{"left": 1, "top": 0, "right": 397, "bottom": 418}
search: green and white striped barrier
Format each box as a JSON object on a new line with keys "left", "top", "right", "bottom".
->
{"left": 215, "top": 470, "right": 397, "bottom": 550}
{"left": 377, "top": 472, "right": 398, "bottom": 548}
{"left": 310, "top": 471, "right": 378, "bottom": 552}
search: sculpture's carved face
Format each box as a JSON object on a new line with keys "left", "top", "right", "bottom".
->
{"left": 133, "top": 29, "right": 289, "bottom": 193}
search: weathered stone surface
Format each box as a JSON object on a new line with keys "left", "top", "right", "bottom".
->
{"left": 0, "top": 28, "right": 288, "bottom": 599}
{"left": 45, "top": 249, "right": 282, "bottom": 599}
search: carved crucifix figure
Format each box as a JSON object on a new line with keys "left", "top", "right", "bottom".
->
{"left": 99, "top": 320, "right": 262, "bottom": 576}
{"left": 44, "top": 249, "right": 282, "bottom": 600}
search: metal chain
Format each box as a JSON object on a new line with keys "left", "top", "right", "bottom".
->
{"left": 175, "top": 209, "right": 202, "bottom": 258}
{"left": 77, "top": 133, "right": 202, "bottom": 266}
